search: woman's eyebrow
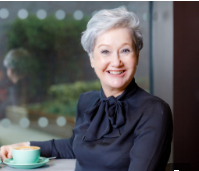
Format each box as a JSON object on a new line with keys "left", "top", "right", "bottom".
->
{"left": 97, "top": 44, "right": 110, "bottom": 48}
{"left": 120, "top": 43, "right": 132, "bottom": 46}
{"left": 97, "top": 43, "right": 131, "bottom": 49}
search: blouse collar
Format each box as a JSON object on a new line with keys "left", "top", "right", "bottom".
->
{"left": 83, "top": 78, "right": 138, "bottom": 142}
{"left": 100, "top": 78, "right": 138, "bottom": 101}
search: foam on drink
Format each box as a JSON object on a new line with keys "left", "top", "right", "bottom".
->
{"left": 14, "top": 146, "right": 40, "bottom": 151}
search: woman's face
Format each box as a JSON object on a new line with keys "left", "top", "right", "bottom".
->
{"left": 7, "top": 68, "right": 15, "bottom": 83}
{"left": 7, "top": 68, "right": 12, "bottom": 80}
{"left": 90, "top": 27, "right": 139, "bottom": 96}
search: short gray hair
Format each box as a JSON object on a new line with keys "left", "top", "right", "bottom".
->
{"left": 81, "top": 6, "right": 143, "bottom": 57}
{"left": 3, "top": 48, "right": 32, "bottom": 77}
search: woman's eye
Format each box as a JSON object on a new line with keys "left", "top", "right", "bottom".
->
{"left": 101, "top": 50, "right": 109, "bottom": 54}
{"left": 122, "top": 49, "right": 130, "bottom": 53}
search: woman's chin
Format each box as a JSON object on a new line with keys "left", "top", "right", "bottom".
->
{"left": 107, "top": 80, "right": 128, "bottom": 90}
{"left": 100, "top": 74, "right": 133, "bottom": 91}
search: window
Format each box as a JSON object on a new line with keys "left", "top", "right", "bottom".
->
{"left": 0, "top": 1, "right": 150, "bottom": 146}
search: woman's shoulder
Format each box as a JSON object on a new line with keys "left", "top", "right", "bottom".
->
{"left": 79, "top": 90, "right": 100, "bottom": 102}
{"left": 135, "top": 86, "right": 169, "bottom": 107}
{"left": 134, "top": 87, "right": 172, "bottom": 123}
{"left": 131, "top": 87, "right": 172, "bottom": 120}
{"left": 80, "top": 90, "right": 100, "bottom": 98}
{"left": 77, "top": 90, "right": 100, "bottom": 111}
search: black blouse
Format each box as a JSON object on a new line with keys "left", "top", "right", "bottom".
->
{"left": 31, "top": 78, "right": 173, "bottom": 171}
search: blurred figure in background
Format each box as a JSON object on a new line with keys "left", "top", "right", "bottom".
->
{"left": 0, "top": 69, "right": 10, "bottom": 104}
{"left": 0, "top": 48, "right": 32, "bottom": 119}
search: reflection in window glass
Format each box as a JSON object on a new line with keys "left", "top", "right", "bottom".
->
{"left": 18, "top": 9, "right": 28, "bottom": 19}
{"left": 55, "top": 10, "right": 65, "bottom": 20}
{"left": 38, "top": 117, "right": 48, "bottom": 128}
{"left": 37, "top": 9, "right": 47, "bottom": 20}
{"left": 19, "top": 118, "right": 30, "bottom": 128}
{"left": 142, "top": 13, "right": 148, "bottom": 21}
{"left": 56, "top": 116, "right": 67, "bottom": 127}
{"left": 73, "top": 10, "right": 84, "bottom": 20}
{"left": 0, "top": 8, "right": 9, "bottom": 19}
{"left": 1, "top": 118, "right": 11, "bottom": 128}
{"left": 0, "top": 2, "right": 150, "bottom": 146}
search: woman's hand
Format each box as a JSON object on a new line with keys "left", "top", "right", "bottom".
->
{"left": 0, "top": 142, "right": 28, "bottom": 161}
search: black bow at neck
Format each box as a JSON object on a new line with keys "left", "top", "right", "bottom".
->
{"left": 83, "top": 78, "right": 138, "bottom": 142}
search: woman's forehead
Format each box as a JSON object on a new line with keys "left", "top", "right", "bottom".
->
{"left": 95, "top": 28, "right": 133, "bottom": 48}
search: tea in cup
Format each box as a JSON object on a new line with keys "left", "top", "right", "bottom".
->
{"left": 12, "top": 146, "right": 40, "bottom": 164}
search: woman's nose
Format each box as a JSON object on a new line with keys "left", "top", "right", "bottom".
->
{"left": 111, "top": 53, "right": 123, "bottom": 67}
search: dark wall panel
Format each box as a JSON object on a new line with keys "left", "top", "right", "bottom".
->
{"left": 174, "top": 2, "right": 199, "bottom": 170}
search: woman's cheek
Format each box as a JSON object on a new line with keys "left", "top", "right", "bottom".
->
{"left": 98, "top": 61, "right": 109, "bottom": 72}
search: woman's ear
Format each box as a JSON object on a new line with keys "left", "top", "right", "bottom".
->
{"left": 89, "top": 53, "right": 94, "bottom": 68}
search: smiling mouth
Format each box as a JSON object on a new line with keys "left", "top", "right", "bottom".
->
{"left": 107, "top": 70, "right": 125, "bottom": 75}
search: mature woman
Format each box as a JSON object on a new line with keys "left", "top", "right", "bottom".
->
{"left": 0, "top": 7, "right": 173, "bottom": 171}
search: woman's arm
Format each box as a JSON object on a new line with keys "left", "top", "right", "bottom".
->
{"left": 0, "top": 131, "right": 76, "bottom": 160}
{"left": 128, "top": 101, "right": 173, "bottom": 171}
{"left": 30, "top": 134, "right": 75, "bottom": 159}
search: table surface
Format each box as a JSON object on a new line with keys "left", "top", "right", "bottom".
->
{"left": 0, "top": 159, "right": 76, "bottom": 171}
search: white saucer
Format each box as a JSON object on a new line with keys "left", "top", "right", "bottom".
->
{"left": 3, "top": 157, "right": 49, "bottom": 169}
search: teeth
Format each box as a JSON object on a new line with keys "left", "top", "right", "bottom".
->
{"left": 108, "top": 71, "right": 124, "bottom": 75}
